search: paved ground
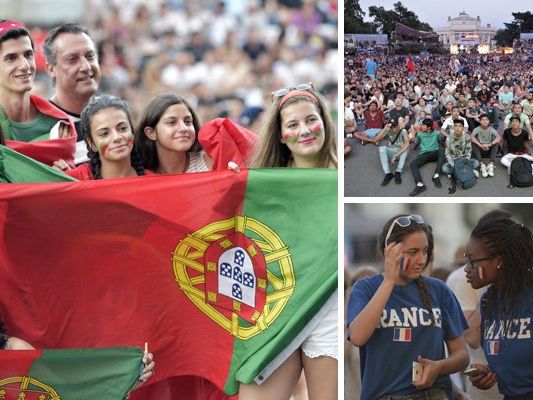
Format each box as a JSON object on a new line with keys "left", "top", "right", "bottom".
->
{"left": 344, "top": 138, "right": 533, "bottom": 198}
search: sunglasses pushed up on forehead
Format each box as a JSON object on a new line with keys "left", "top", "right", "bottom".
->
{"left": 271, "top": 82, "right": 314, "bottom": 99}
{"left": 385, "top": 215, "right": 425, "bottom": 246}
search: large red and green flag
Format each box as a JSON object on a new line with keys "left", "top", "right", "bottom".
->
{"left": 0, "top": 168, "right": 337, "bottom": 399}
{"left": 0, "top": 347, "right": 142, "bottom": 399}
{"left": 0, "top": 145, "right": 77, "bottom": 183}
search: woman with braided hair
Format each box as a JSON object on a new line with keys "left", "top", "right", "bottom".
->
{"left": 464, "top": 213, "right": 533, "bottom": 399}
{"left": 347, "top": 214, "right": 469, "bottom": 400}
{"left": 65, "top": 95, "right": 151, "bottom": 180}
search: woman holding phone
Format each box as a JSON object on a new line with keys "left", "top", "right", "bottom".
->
{"left": 464, "top": 213, "right": 533, "bottom": 399}
{"left": 347, "top": 214, "right": 469, "bottom": 400}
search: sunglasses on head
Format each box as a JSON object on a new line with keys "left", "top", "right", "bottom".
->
{"left": 271, "top": 82, "right": 314, "bottom": 99}
{"left": 385, "top": 215, "right": 425, "bottom": 246}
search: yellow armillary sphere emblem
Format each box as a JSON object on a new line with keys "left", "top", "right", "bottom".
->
{"left": 173, "top": 215, "right": 295, "bottom": 340}
{"left": 0, "top": 376, "right": 60, "bottom": 399}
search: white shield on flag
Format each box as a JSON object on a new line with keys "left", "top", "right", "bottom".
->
{"left": 218, "top": 247, "right": 256, "bottom": 307}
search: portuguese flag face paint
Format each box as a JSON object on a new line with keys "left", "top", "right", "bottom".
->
{"left": 282, "top": 130, "right": 299, "bottom": 144}
{"left": 0, "top": 347, "right": 142, "bottom": 400}
{"left": 310, "top": 123, "right": 323, "bottom": 137}
{"left": 0, "top": 168, "right": 337, "bottom": 399}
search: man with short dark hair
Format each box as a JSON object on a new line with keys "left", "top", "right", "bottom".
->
{"left": 0, "top": 19, "right": 76, "bottom": 168}
{"left": 442, "top": 119, "right": 479, "bottom": 177}
{"left": 374, "top": 118, "right": 409, "bottom": 186}
{"left": 409, "top": 118, "right": 445, "bottom": 196}
{"left": 471, "top": 114, "right": 501, "bottom": 177}
{"left": 44, "top": 23, "right": 101, "bottom": 163}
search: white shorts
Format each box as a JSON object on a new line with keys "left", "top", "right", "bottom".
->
{"left": 301, "top": 293, "right": 338, "bottom": 359}
{"left": 254, "top": 290, "right": 338, "bottom": 384}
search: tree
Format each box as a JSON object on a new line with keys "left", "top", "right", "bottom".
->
{"left": 494, "top": 11, "right": 533, "bottom": 46}
{"left": 345, "top": 0, "right": 375, "bottom": 33}
{"left": 368, "top": 1, "right": 434, "bottom": 38}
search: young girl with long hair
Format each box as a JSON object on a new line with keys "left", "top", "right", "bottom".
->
{"left": 347, "top": 214, "right": 469, "bottom": 400}
{"left": 239, "top": 83, "right": 338, "bottom": 400}
{"left": 248, "top": 82, "right": 337, "bottom": 169}
{"left": 464, "top": 213, "right": 533, "bottom": 399}
{"left": 66, "top": 95, "right": 147, "bottom": 180}
{"left": 136, "top": 94, "right": 213, "bottom": 174}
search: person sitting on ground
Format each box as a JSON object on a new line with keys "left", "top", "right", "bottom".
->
{"left": 496, "top": 85, "right": 513, "bottom": 115}
{"left": 500, "top": 115, "right": 533, "bottom": 174}
{"left": 441, "top": 107, "right": 469, "bottom": 138}
{"left": 388, "top": 97, "right": 411, "bottom": 130}
{"left": 519, "top": 90, "right": 533, "bottom": 123}
{"left": 409, "top": 118, "right": 445, "bottom": 196}
{"left": 344, "top": 93, "right": 356, "bottom": 138}
{"left": 470, "top": 115, "right": 501, "bottom": 178}
{"left": 465, "top": 98, "right": 482, "bottom": 131}
{"left": 456, "top": 93, "right": 468, "bottom": 117}
{"left": 503, "top": 103, "right": 533, "bottom": 141}
{"left": 442, "top": 119, "right": 480, "bottom": 178}
{"left": 374, "top": 117, "right": 409, "bottom": 186}
{"left": 354, "top": 101, "right": 384, "bottom": 144}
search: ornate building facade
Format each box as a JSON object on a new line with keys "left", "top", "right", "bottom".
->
{"left": 435, "top": 11, "right": 496, "bottom": 53}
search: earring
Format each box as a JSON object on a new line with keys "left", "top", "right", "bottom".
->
{"left": 497, "top": 264, "right": 502, "bottom": 270}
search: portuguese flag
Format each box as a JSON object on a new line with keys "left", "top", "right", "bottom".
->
{"left": 0, "top": 145, "right": 76, "bottom": 183}
{"left": 0, "top": 168, "right": 337, "bottom": 399}
{"left": 0, "top": 347, "right": 142, "bottom": 399}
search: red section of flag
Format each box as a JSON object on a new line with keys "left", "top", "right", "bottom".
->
{"left": 4, "top": 95, "right": 77, "bottom": 167}
{"left": 0, "top": 171, "right": 248, "bottom": 399}
{"left": 404, "top": 327, "right": 411, "bottom": 341}
{"left": 0, "top": 349, "right": 42, "bottom": 376}
{"left": 198, "top": 118, "right": 257, "bottom": 170}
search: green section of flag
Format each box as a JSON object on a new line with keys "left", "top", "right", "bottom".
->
{"left": 0, "top": 144, "right": 76, "bottom": 183}
{"left": 224, "top": 168, "right": 337, "bottom": 394}
{"left": 27, "top": 347, "right": 142, "bottom": 400}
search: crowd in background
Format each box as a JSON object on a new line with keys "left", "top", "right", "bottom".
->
{"left": 28, "top": 0, "right": 338, "bottom": 129}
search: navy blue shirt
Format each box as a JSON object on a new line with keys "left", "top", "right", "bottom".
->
{"left": 482, "top": 287, "right": 533, "bottom": 397}
{"left": 347, "top": 275, "right": 468, "bottom": 400}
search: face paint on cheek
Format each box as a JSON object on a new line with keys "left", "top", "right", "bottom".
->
{"left": 310, "top": 123, "right": 323, "bottom": 137}
{"left": 98, "top": 141, "right": 109, "bottom": 156}
{"left": 282, "top": 131, "right": 299, "bottom": 144}
{"left": 478, "top": 265, "right": 484, "bottom": 280}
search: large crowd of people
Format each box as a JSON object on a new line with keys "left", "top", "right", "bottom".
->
{"left": 0, "top": 1, "right": 338, "bottom": 397}
{"left": 344, "top": 50, "right": 533, "bottom": 195}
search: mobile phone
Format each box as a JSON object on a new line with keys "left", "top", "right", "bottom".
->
{"left": 412, "top": 361, "right": 423, "bottom": 382}
{"left": 462, "top": 366, "right": 482, "bottom": 377}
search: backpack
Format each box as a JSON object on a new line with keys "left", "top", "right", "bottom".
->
{"left": 509, "top": 156, "right": 533, "bottom": 188}
{"left": 449, "top": 158, "right": 476, "bottom": 193}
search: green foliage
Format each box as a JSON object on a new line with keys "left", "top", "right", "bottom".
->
{"left": 344, "top": 0, "right": 375, "bottom": 33}
{"left": 494, "top": 11, "right": 533, "bottom": 46}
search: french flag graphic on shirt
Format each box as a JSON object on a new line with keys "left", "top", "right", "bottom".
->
{"left": 487, "top": 340, "right": 500, "bottom": 355}
{"left": 393, "top": 327, "right": 412, "bottom": 342}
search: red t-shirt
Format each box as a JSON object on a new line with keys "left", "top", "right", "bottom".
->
{"left": 65, "top": 163, "right": 154, "bottom": 180}
{"left": 364, "top": 109, "right": 385, "bottom": 129}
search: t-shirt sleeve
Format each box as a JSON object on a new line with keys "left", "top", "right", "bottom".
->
{"left": 346, "top": 278, "right": 374, "bottom": 328}
{"left": 441, "top": 285, "right": 469, "bottom": 340}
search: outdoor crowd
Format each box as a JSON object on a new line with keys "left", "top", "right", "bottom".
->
{"left": 345, "top": 210, "right": 533, "bottom": 400}
{"left": 0, "top": 1, "right": 338, "bottom": 398}
{"left": 344, "top": 51, "right": 533, "bottom": 195}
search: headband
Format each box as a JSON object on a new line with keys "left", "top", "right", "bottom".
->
{"left": 0, "top": 20, "right": 26, "bottom": 37}
{"left": 278, "top": 90, "right": 319, "bottom": 110}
